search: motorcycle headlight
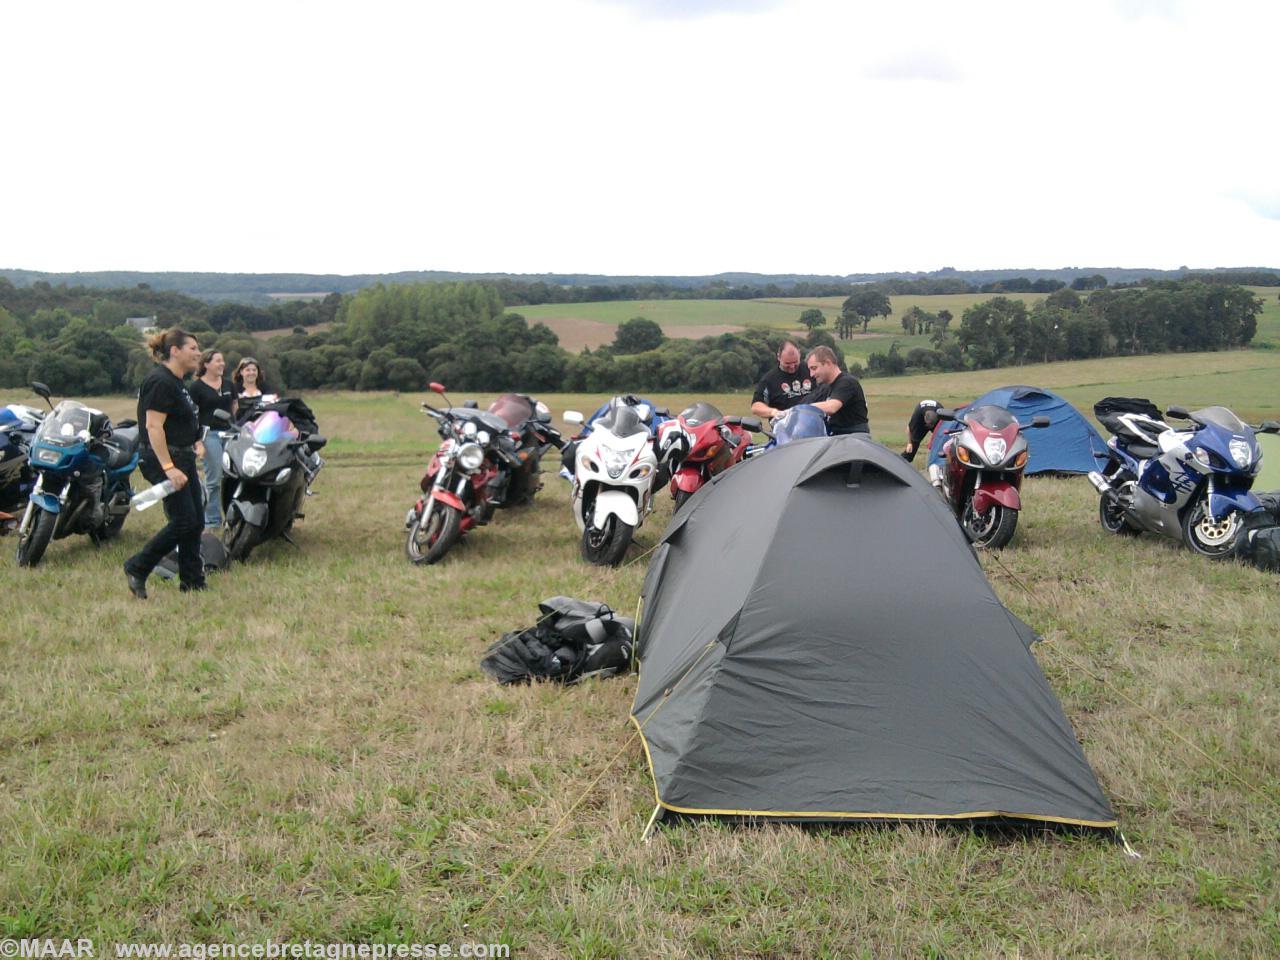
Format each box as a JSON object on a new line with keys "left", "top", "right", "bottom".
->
{"left": 1229, "top": 438, "right": 1251, "bottom": 468}
{"left": 602, "top": 445, "right": 633, "bottom": 479}
{"left": 982, "top": 436, "right": 1007, "bottom": 463}
{"left": 243, "top": 445, "right": 268, "bottom": 477}
{"left": 458, "top": 442, "right": 485, "bottom": 471}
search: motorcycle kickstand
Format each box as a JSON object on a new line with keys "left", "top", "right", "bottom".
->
{"left": 281, "top": 531, "right": 299, "bottom": 547}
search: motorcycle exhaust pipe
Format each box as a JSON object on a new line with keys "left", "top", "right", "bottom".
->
{"left": 1086, "top": 471, "right": 1113, "bottom": 496}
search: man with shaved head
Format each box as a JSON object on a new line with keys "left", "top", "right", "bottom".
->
{"left": 751, "top": 340, "right": 816, "bottom": 420}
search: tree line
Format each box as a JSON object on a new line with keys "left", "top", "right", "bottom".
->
{"left": 0, "top": 278, "right": 1262, "bottom": 398}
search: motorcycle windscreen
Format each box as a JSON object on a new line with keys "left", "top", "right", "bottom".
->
{"left": 595, "top": 402, "right": 649, "bottom": 439}
{"left": 965, "top": 405, "right": 1018, "bottom": 430}
{"left": 488, "top": 394, "right": 535, "bottom": 429}
{"left": 773, "top": 405, "right": 827, "bottom": 444}
{"left": 38, "top": 402, "right": 96, "bottom": 442}
{"left": 1191, "top": 406, "right": 1248, "bottom": 434}
{"left": 250, "top": 411, "right": 299, "bottom": 444}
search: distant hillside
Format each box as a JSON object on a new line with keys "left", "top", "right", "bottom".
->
{"left": 2, "top": 265, "right": 1277, "bottom": 305}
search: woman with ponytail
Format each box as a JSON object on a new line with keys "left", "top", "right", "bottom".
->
{"left": 123, "top": 328, "right": 207, "bottom": 598}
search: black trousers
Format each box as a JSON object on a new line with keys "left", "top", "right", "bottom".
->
{"left": 126, "top": 450, "right": 205, "bottom": 587}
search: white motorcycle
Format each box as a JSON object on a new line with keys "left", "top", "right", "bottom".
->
{"left": 564, "top": 398, "right": 662, "bottom": 566}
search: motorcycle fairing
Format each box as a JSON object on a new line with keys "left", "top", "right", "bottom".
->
{"left": 972, "top": 480, "right": 1021, "bottom": 514}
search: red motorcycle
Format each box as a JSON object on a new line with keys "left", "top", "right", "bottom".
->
{"left": 405, "top": 384, "right": 562, "bottom": 565}
{"left": 928, "top": 405, "right": 1049, "bottom": 549}
{"left": 657, "top": 401, "right": 763, "bottom": 511}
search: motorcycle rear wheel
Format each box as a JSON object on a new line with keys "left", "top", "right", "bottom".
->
{"left": 1098, "top": 491, "right": 1139, "bottom": 536}
{"left": 16, "top": 507, "right": 56, "bottom": 567}
{"left": 962, "top": 500, "right": 1018, "bottom": 550}
{"left": 581, "top": 515, "right": 633, "bottom": 566}
{"left": 1182, "top": 501, "right": 1243, "bottom": 559}
{"left": 406, "top": 504, "right": 462, "bottom": 565}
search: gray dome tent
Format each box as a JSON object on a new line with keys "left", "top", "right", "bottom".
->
{"left": 631, "top": 436, "right": 1115, "bottom": 828}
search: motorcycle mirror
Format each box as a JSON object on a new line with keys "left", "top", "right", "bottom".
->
{"left": 429, "top": 382, "right": 446, "bottom": 394}
{"left": 31, "top": 382, "right": 53, "bottom": 408}
{"left": 1031, "top": 415, "right": 1051, "bottom": 428}
{"left": 936, "top": 408, "right": 957, "bottom": 421}
{"left": 740, "top": 416, "right": 763, "bottom": 433}
{"left": 1166, "top": 405, "right": 1190, "bottom": 419}
{"left": 563, "top": 411, "right": 585, "bottom": 426}
{"left": 1258, "top": 420, "right": 1280, "bottom": 433}
{"left": 212, "top": 409, "right": 234, "bottom": 426}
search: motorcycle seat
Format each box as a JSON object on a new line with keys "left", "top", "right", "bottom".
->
{"left": 1120, "top": 441, "right": 1158, "bottom": 460}
{"left": 102, "top": 426, "right": 140, "bottom": 469}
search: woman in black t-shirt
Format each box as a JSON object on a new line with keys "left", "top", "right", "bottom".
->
{"left": 232, "top": 356, "right": 268, "bottom": 424}
{"left": 189, "top": 350, "right": 236, "bottom": 529}
{"left": 123, "top": 328, "right": 207, "bottom": 599}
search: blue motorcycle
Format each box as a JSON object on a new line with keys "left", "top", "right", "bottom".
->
{"left": 741, "top": 403, "right": 829, "bottom": 459}
{"left": 1089, "top": 400, "right": 1277, "bottom": 558}
{"left": 0, "top": 402, "right": 44, "bottom": 534}
{"left": 16, "top": 382, "right": 142, "bottom": 567}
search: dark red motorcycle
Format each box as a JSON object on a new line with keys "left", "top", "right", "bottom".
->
{"left": 928, "top": 405, "right": 1049, "bottom": 549}
{"left": 404, "top": 384, "right": 562, "bottom": 565}
{"left": 656, "top": 401, "right": 763, "bottom": 511}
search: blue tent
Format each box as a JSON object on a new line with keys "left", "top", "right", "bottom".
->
{"left": 927, "top": 385, "right": 1109, "bottom": 475}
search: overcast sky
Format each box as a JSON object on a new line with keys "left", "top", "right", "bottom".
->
{"left": 3, "top": 0, "right": 1277, "bottom": 276}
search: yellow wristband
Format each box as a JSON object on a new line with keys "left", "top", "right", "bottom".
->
{"left": 162, "top": 462, "right": 174, "bottom": 471}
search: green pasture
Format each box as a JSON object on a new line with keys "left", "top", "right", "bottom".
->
{"left": 2, "top": 349, "right": 1278, "bottom": 954}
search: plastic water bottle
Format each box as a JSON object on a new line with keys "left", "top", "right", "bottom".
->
{"left": 132, "top": 479, "right": 177, "bottom": 511}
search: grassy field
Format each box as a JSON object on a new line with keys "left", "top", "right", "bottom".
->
{"left": 2, "top": 351, "right": 1278, "bottom": 955}
{"left": 510, "top": 286, "right": 1280, "bottom": 361}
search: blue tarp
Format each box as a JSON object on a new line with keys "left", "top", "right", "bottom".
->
{"left": 927, "top": 385, "right": 1109, "bottom": 475}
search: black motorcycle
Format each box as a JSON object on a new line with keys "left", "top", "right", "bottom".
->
{"left": 215, "top": 398, "right": 326, "bottom": 563}
{"left": 404, "top": 384, "right": 563, "bottom": 565}
{"left": 0, "top": 401, "right": 44, "bottom": 535}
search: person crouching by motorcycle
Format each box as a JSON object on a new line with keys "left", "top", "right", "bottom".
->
{"left": 806, "top": 346, "right": 869, "bottom": 436}
{"left": 123, "top": 328, "right": 206, "bottom": 599}
{"left": 902, "top": 399, "right": 940, "bottom": 462}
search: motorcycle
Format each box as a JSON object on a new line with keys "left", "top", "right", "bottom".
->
{"left": 1088, "top": 399, "right": 1276, "bottom": 558}
{"left": 404, "top": 384, "right": 561, "bottom": 565}
{"left": 0, "top": 402, "right": 44, "bottom": 534}
{"left": 656, "top": 402, "right": 763, "bottom": 510}
{"left": 927, "top": 404, "right": 1049, "bottom": 549}
{"left": 216, "top": 397, "right": 326, "bottom": 563}
{"left": 564, "top": 397, "right": 663, "bottom": 566}
{"left": 16, "top": 382, "right": 141, "bottom": 567}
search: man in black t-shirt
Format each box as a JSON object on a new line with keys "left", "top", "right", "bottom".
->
{"left": 751, "top": 341, "right": 817, "bottom": 420}
{"left": 806, "top": 346, "right": 869, "bottom": 435}
{"left": 902, "top": 399, "right": 941, "bottom": 462}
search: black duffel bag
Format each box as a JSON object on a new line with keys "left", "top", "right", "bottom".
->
{"left": 481, "top": 596, "right": 635, "bottom": 685}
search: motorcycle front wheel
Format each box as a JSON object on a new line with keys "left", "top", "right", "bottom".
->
{"left": 406, "top": 504, "right": 462, "bottom": 565}
{"left": 672, "top": 489, "right": 694, "bottom": 513}
{"left": 581, "top": 515, "right": 633, "bottom": 566}
{"left": 224, "top": 516, "right": 261, "bottom": 564}
{"left": 1182, "top": 500, "right": 1243, "bottom": 559}
{"left": 962, "top": 500, "right": 1018, "bottom": 550}
{"left": 16, "top": 507, "right": 56, "bottom": 567}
